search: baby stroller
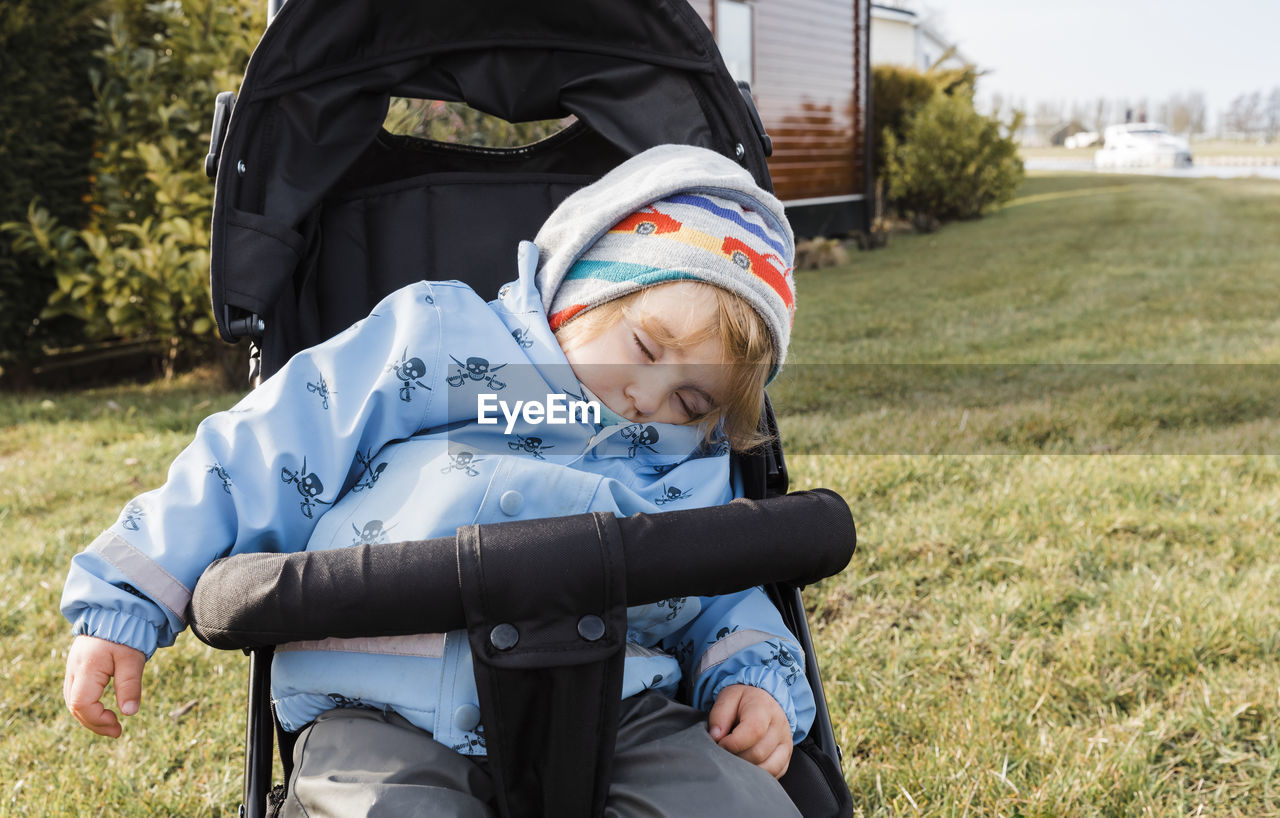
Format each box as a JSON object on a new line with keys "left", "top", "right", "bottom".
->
{"left": 188, "top": 0, "right": 857, "bottom": 816}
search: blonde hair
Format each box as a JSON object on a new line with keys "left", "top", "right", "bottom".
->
{"left": 554, "top": 282, "right": 775, "bottom": 451}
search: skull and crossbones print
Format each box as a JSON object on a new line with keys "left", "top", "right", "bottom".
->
{"left": 510, "top": 327, "right": 534, "bottom": 349}
{"left": 351, "top": 519, "right": 394, "bottom": 546}
{"left": 280, "top": 458, "right": 333, "bottom": 518}
{"left": 351, "top": 449, "right": 387, "bottom": 492}
{"left": 121, "top": 502, "right": 145, "bottom": 531}
{"left": 441, "top": 450, "right": 483, "bottom": 477}
{"left": 507, "top": 433, "right": 554, "bottom": 459}
{"left": 387, "top": 349, "right": 430, "bottom": 402}
{"left": 446, "top": 356, "right": 507, "bottom": 390}
{"left": 306, "top": 376, "right": 334, "bottom": 409}
{"left": 762, "top": 639, "right": 802, "bottom": 686}
{"left": 620, "top": 424, "right": 660, "bottom": 457}
{"left": 207, "top": 463, "right": 233, "bottom": 494}
{"left": 654, "top": 483, "right": 692, "bottom": 505}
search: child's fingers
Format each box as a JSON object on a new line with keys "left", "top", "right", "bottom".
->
{"left": 759, "top": 740, "right": 793, "bottom": 779}
{"left": 707, "top": 684, "right": 746, "bottom": 741}
{"left": 64, "top": 636, "right": 145, "bottom": 738}
{"left": 112, "top": 648, "right": 145, "bottom": 717}
{"left": 65, "top": 667, "right": 122, "bottom": 738}
{"left": 717, "top": 705, "right": 769, "bottom": 756}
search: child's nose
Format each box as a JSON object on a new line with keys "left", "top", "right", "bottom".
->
{"left": 625, "top": 373, "right": 668, "bottom": 418}
{"left": 627, "top": 385, "right": 661, "bottom": 418}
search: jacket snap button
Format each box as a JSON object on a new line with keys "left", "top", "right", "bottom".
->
{"left": 499, "top": 490, "right": 523, "bottom": 516}
{"left": 577, "top": 615, "right": 606, "bottom": 642}
{"left": 452, "top": 703, "right": 482, "bottom": 732}
{"left": 490, "top": 623, "right": 519, "bottom": 651}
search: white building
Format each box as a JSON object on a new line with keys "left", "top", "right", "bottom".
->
{"left": 870, "top": 1, "right": 967, "bottom": 71}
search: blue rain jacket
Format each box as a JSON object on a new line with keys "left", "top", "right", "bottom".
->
{"left": 61, "top": 242, "right": 814, "bottom": 754}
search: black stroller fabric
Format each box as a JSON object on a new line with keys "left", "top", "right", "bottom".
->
{"left": 201, "top": 1, "right": 853, "bottom": 816}
{"left": 210, "top": 0, "right": 774, "bottom": 376}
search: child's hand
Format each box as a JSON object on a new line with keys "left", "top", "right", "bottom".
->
{"left": 707, "top": 683, "right": 793, "bottom": 778}
{"left": 64, "top": 635, "right": 146, "bottom": 738}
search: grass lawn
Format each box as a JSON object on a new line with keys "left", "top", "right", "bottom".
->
{"left": 4, "top": 171, "right": 1280, "bottom": 815}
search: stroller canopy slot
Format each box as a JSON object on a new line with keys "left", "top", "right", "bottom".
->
{"left": 233, "top": 50, "right": 729, "bottom": 229}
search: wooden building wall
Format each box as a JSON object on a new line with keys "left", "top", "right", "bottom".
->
{"left": 691, "top": 0, "right": 870, "bottom": 235}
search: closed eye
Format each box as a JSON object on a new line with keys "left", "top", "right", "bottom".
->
{"left": 676, "top": 394, "right": 693, "bottom": 419}
{"left": 677, "top": 390, "right": 714, "bottom": 421}
{"left": 633, "top": 333, "right": 656, "bottom": 362}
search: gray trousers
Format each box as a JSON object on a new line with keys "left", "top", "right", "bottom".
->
{"left": 280, "top": 691, "right": 801, "bottom": 818}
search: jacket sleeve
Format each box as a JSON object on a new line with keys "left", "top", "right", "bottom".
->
{"left": 662, "top": 588, "right": 816, "bottom": 743}
{"left": 60, "top": 281, "right": 453, "bottom": 658}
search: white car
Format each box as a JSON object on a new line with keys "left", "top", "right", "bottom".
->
{"left": 1064, "top": 131, "right": 1099, "bottom": 149}
{"left": 1094, "top": 124, "right": 1193, "bottom": 168}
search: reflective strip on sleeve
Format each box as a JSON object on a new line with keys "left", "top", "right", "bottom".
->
{"left": 276, "top": 633, "right": 447, "bottom": 658}
{"left": 694, "top": 628, "right": 802, "bottom": 679}
{"left": 625, "top": 641, "right": 673, "bottom": 660}
{"left": 89, "top": 532, "right": 193, "bottom": 624}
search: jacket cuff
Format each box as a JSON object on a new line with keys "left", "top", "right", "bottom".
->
{"left": 710, "top": 666, "right": 805, "bottom": 743}
{"left": 72, "top": 608, "right": 160, "bottom": 659}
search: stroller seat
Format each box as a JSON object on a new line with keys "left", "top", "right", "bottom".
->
{"left": 196, "top": 1, "right": 857, "bottom": 815}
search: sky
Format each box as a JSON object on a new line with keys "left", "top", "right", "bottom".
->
{"left": 915, "top": 0, "right": 1280, "bottom": 124}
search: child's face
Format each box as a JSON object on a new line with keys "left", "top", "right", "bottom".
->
{"left": 561, "top": 282, "right": 729, "bottom": 426}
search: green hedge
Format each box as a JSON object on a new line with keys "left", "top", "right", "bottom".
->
{"left": 2, "top": 0, "right": 577, "bottom": 384}
{"left": 0, "top": 0, "right": 105, "bottom": 376}
{"left": 3, "top": 0, "right": 263, "bottom": 381}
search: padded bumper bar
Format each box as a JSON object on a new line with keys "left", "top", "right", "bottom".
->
{"left": 189, "top": 488, "right": 855, "bottom": 649}
{"left": 189, "top": 488, "right": 854, "bottom": 818}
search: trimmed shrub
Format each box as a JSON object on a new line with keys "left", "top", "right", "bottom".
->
{"left": 871, "top": 65, "right": 937, "bottom": 178}
{"left": 870, "top": 61, "right": 982, "bottom": 178}
{"left": 881, "top": 92, "right": 1024, "bottom": 231}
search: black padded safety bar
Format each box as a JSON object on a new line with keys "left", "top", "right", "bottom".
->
{"left": 189, "top": 489, "right": 854, "bottom": 649}
{"left": 202, "top": 488, "right": 854, "bottom": 818}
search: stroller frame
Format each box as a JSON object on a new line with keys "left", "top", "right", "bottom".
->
{"left": 198, "top": 1, "right": 855, "bottom": 815}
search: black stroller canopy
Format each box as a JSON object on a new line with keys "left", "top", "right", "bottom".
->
{"left": 210, "top": 0, "right": 773, "bottom": 371}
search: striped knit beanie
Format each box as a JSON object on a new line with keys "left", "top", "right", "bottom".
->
{"left": 535, "top": 145, "right": 796, "bottom": 373}
{"left": 547, "top": 193, "right": 795, "bottom": 368}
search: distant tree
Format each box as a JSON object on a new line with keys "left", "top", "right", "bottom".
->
{"left": 1224, "top": 91, "right": 1264, "bottom": 136}
{"left": 986, "top": 92, "right": 1006, "bottom": 120}
{"left": 1029, "top": 99, "right": 1062, "bottom": 144}
{"left": 1068, "top": 100, "right": 1089, "bottom": 129}
{"left": 1266, "top": 87, "right": 1280, "bottom": 142}
{"left": 1091, "top": 98, "right": 1108, "bottom": 136}
{"left": 1187, "top": 92, "right": 1207, "bottom": 136}
{"left": 1161, "top": 92, "right": 1203, "bottom": 135}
